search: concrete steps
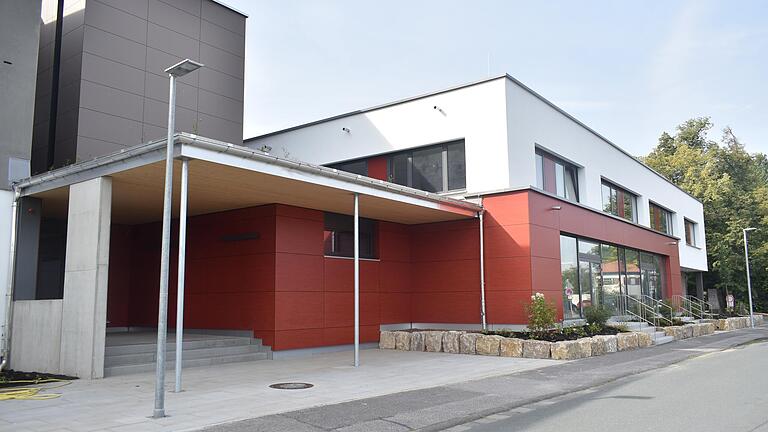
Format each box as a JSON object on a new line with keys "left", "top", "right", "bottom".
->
{"left": 104, "top": 334, "right": 271, "bottom": 377}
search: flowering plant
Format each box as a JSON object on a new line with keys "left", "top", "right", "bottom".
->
{"left": 526, "top": 292, "right": 556, "bottom": 338}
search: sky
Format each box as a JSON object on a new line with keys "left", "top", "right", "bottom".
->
{"left": 226, "top": 0, "right": 768, "bottom": 156}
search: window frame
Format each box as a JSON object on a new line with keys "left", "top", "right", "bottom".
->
{"left": 323, "top": 212, "right": 379, "bottom": 259}
{"left": 684, "top": 218, "right": 697, "bottom": 246}
{"left": 535, "top": 148, "right": 579, "bottom": 203}
{"left": 328, "top": 159, "right": 368, "bottom": 176}
{"left": 649, "top": 201, "right": 674, "bottom": 235}
{"left": 385, "top": 139, "right": 466, "bottom": 194}
{"left": 600, "top": 179, "right": 637, "bottom": 223}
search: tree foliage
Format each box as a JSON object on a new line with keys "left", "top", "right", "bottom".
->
{"left": 643, "top": 117, "right": 768, "bottom": 310}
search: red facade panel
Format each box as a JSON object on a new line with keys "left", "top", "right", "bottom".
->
{"left": 106, "top": 189, "right": 684, "bottom": 352}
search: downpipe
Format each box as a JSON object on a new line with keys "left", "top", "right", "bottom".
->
{"left": 479, "top": 206, "right": 487, "bottom": 331}
{"left": 0, "top": 187, "right": 21, "bottom": 372}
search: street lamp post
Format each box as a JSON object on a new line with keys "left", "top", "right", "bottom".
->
{"left": 743, "top": 227, "right": 757, "bottom": 329}
{"left": 153, "top": 59, "right": 203, "bottom": 419}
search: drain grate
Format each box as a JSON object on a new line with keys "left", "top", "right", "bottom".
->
{"left": 269, "top": 382, "right": 314, "bottom": 390}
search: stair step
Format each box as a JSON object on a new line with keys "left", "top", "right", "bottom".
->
{"left": 105, "top": 344, "right": 268, "bottom": 367}
{"left": 104, "top": 352, "right": 270, "bottom": 377}
{"left": 653, "top": 335, "right": 675, "bottom": 345}
{"left": 105, "top": 337, "right": 259, "bottom": 356}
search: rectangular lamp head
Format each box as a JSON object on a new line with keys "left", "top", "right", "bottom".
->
{"left": 165, "top": 59, "right": 204, "bottom": 77}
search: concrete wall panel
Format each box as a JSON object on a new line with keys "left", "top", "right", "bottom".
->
{"left": 10, "top": 300, "right": 63, "bottom": 374}
{"left": 60, "top": 177, "right": 111, "bottom": 379}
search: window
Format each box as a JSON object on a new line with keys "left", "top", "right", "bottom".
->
{"left": 329, "top": 159, "right": 367, "bottom": 176}
{"left": 323, "top": 212, "right": 378, "bottom": 259}
{"left": 535, "top": 149, "right": 578, "bottom": 202}
{"left": 601, "top": 180, "right": 637, "bottom": 223}
{"left": 685, "top": 219, "right": 697, "bottom": 246}
{"left": 386, "top": 140, "right": 466, "bottom": 193}
{"left": 559, "top": 235, "right": 667, "bottom": 319}
{"left": 649, "top": 202, "right": 673, "bottom": 235}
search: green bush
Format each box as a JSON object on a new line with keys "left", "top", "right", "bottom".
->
{"left": 584, "top": 306, "right": 611, "bottom": 327}
{"left": 526, "top": 292, "right": 557, "bottom": 338}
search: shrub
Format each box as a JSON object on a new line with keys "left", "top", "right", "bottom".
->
{"left": 584, "top": 306, "right": 611, "bottom": 327}
{"left": 526, "top": 292, "right": 557, "bottom": 337}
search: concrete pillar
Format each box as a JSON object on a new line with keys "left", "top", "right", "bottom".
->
{"left": 12, "top": 196, "right": 41, "bottom": 300}
{"left": 695, "top": 272, "right": 705, "bottom": 300}
{"left": 59, "top": 177, "right": 111, "bottom": 379}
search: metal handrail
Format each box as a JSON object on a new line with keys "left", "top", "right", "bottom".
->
{"left": 615, "top": 294, "right": 671, "bottom": 328}
{"left": 688, "top": 295, "right": 715, "bottom": 319}
{"left": 640, "top": 295, "right": 673, "bottom": 326}
{"left": 670, "top": 295, "right": 695, "bottom": 319}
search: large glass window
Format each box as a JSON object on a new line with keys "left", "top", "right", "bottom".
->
{"left": 559, "top": 235, "right": 666, "bottom": 320}
{"left": 601, "top": 244, "right": 620, "bottom": 312}
{"left": 412, "top": 146, "right": 443, "bottom": 192}
{"left": 323, "top": 212, "right": 378, "bottom": 259}
{"left": 386, "top": 140, "right": 466, "bottom": 193}
{"left": 649, "top": 202, "right": 674, "bottom": 235}
{"left": 535, "top": 149, "right": 579, "bottom": 202}
{"left": 560, "top": 236, "right": 580, "bottom": 320}
{"left": 684, "top": 219, "right": 697, "bottom": 246}
{"left": 601, "top": 180, "right": 637, "bottom": 223}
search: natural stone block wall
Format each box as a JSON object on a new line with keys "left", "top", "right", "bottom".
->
{"left": 442, "top": 331, "right": 463, "bottom": 354}
{"left": 379, "top": 331, "right": 396, "bottom": 349}
{"left": 500, "top": 338, "right": 523, "bottom": 357}
{"left": 523, "top": 340, "right": 551, "bottom": 359}
{"left": 476, "top": 335, "right": 503, "bottom": 356}
{"left": 590, "top": 335, "right": 617, "bottom": 356}
{"left": 459, "top": 333, "right": 480, "bottom": 354}
{"left": 636, "top": 332, "right": 653, "bottom": 348}
{"left": 617, "top": 332, "right": 639, "bottom": 351}
{"left": 410, "top": 332, "right": 426, "bottom": 351}
{"left": 380, "top": 316, "right": 761, "bottom": 361}
{"left": 551, "top": 339, "right": 591, "bottom": 360}
{"left": 395, "top": 332, "right": 411, "bottom": 350}
{"left": 425, "top": 331, "right": 443, "bottom": 352}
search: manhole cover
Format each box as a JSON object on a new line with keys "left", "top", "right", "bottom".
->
{"left": 269, "top": 382, "right": 314, "bottom": 390}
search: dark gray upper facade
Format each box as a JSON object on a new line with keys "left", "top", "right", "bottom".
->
{"left": 0, "top": 0, "right": 42, "bottom": 190}
{"left": 32, "top": 0, "right": 246, "bottom": 175}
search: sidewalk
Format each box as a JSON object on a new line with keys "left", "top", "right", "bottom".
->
{"left": 0, "top": 346, "right": 557, "bottom": 431}
{"left": 201, "top": 327, "right": 768, "bottom": 432}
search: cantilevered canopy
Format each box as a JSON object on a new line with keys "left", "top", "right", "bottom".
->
{"left": 18, "top": 133, "right": 481, "bottom": 225}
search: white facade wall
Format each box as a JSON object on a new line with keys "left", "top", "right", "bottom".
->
{"left": 247, "top": 76, "right": 707, "bottom": 272}
{"left": 505, "top": 79, "right": 707, "bottom": 272}
{"left": 247, "top": 79, "right": 512, "bottom": 195}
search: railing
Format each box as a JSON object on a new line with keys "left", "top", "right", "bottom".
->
{"left": 615, "top": 294, "right": 672, "bottom": 328}
{"left": 688, "top": 295, "right": 715, "bottom": 319}
{"left": 670, "top": 295, "right": 696, "bottom": 319}
{"left": 671, "top": 295, "right": 714, "bottom": 320}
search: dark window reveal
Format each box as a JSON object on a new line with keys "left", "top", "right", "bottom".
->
{"left": 535, "top": 149, "right": 579, "bottom": 202}
{"left": 323, "top": 212, "right": 378, "bottom": 259}
{"left": 386, "top": 140, "right": 466, "bottom": 193}
{"left": 329, "top": 159, "right": 367, "bottom": 176}
{"left": 649, "top": 202, "right": 674, "bottom": 235}
{"left": 684, "top": 219, "right": 697, "bottom": 246}
{"left": 601, "top": 180, "right": 637, "bottom": 223}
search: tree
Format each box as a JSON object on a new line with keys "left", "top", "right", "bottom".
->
{"left": 643, "top": 118, "right": 767, "bottom": 311}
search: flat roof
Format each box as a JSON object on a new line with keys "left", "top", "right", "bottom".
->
{"left": 17, "top": 134, "right": 480, "bottom": 225}
{"left": 244, "top": 74, "right": 701, "bottom": 204}
{"left": 210, "top": 0, "right": 248, "bottom": 18}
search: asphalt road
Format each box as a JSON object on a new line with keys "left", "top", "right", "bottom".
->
{"left": 460, "top": 339, "right": 768, "bottom": 432}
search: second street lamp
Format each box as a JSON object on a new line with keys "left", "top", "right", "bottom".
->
{"left": 153, "top": 59, "right": 203, "bottom": 419}
{"left": 743, "top": 227, "right": 757, "bottom": 329}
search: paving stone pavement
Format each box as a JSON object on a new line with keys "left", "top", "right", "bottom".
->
{"left": 201, "top": 326, "right": 768, "bottom": 432}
